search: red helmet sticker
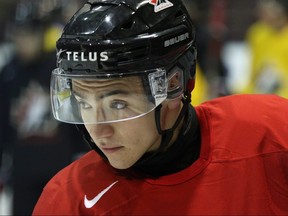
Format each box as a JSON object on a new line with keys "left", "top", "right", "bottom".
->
{"left": 149, "top": 0, "right": 174, "bottom": 13}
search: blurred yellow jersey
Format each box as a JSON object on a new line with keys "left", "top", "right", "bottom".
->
{"left": 43, "top": 25, "right": 63, "bottom": 52}
{"left": 191, "top": 64, "right": 208, "bottom": 106}
{"left": 245, "top": 21, "right": 288, "bottom": 98}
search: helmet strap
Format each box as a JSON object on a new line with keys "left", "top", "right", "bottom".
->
{"left": 155, "top": 91, "right": 191, "bottom": 151}
{"left": 128, "top": 90, "right": 192, "bottom": 172}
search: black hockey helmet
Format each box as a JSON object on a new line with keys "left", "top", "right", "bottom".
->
{"left": 51, "top": 0, "right": 196, "bottom": 125}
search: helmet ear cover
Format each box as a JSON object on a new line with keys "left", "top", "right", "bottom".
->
{"left": 167, "top": 47, "right": 197, "bottom": 97}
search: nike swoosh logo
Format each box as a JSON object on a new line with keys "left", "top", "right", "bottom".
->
{"left": 84, "top": 181, "right": 118, "bottom": 209}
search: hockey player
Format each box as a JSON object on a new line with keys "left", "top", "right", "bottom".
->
{"left": 33, "top": 0, "right": 288, "bottom": 215}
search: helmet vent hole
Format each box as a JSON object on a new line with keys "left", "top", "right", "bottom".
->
{"left": 121, "top": 20, "right": 134, "bottom": 30}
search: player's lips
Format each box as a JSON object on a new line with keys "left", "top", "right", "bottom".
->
{"left": 101, "top": 146, "right": 123, "bottom": 154}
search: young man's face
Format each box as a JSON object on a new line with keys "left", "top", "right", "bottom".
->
{"left": 72, "top": 76, "right": 162, "bottom": 169}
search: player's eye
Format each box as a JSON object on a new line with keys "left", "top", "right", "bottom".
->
{"left": 80, "top": 101, "right": 92, "bottom": 109}
{"left": 110, "top": 100, "right": 127, "bottom": 110}
{"left": 76, "top": 99, "right": 92, "bottom": 109}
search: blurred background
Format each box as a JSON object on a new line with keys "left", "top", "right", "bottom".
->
{"left": 0, "top": 0, "right": 288, "bottom": 215}
{"left": 0, "top": 0, "right": 89, "bottom": 215}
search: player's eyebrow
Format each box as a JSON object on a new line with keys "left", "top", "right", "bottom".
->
{"left": 100, "top": 90, "right": 129, "bottom": 99}
{"left": 73, "top": 89, "right": 129, "bottom": 100}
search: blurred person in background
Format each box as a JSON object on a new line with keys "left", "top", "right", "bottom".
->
{"left": 0, "top": 2, "right": 15, "bottom": 195}
{"left": 181, "top": 0, "right": 209, "bottom": 105}
{"left": 245, "top": 0, "right": 288, "bottom": 97}
{"left": 204, "top": 0, "right": 230, "bottom": 98}
{"left": 184, "top": 0, "right": 230, "bottom": 102}
{"left": 0, "top": 0, "right": 88, "bottom": 214}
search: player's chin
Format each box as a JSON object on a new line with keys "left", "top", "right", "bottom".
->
{"left": 108, "top": 157, "right": 138, "bottom": 170}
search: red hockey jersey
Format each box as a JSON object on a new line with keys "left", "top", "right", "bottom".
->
{"left": 33, "top": 94, "right": 288, "bottom": 215}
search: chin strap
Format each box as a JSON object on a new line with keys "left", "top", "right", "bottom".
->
{"left": 130, "top": 91, "right": 192, "bottom": 170}
{"left": 155, "top": 91, "right": 191, "bottom": 152}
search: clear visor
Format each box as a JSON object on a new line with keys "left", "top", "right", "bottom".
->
{"left": 51, "top": 68, "right": 168, "bottom": 124}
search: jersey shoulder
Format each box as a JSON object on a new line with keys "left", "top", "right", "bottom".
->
{"left": 198, "top": 94, "right": 288, "bottom": 122}
{"left": 195, "top": 94, "right": 288, "bottom": 157}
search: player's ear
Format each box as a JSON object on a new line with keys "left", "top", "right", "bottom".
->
{"left": 167, "top": 98, "right": 181, "bottom": 110}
